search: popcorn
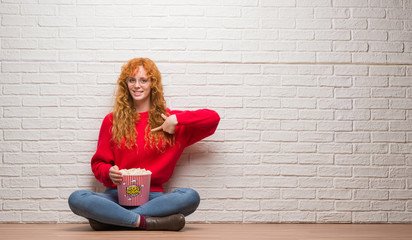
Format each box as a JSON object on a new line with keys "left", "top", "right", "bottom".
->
{"left": 119, "top": 168, "right": 152, "bottom": 175}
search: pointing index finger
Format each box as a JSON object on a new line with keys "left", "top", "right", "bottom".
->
{"left": 151, "top": 126, "right": 163, "bottom": 132}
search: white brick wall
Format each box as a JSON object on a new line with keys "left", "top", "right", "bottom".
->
{"left": 1, "top": 0, "right": 411, "bottom": 224}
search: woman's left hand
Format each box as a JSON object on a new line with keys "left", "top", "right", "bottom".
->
{"left": 151, "top": 113, "right": 178, "bottom": 134}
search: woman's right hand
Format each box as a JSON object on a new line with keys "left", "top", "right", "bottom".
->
{"left": 109, "top": 165, "right": 123, "bottom": 185}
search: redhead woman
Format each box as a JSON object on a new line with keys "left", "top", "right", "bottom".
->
{"left": 68, "top": 58, "right": 220, "bottom": 231}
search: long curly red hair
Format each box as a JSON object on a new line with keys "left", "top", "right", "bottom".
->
{"left": 112, "top": 58, "right": 174, "bottom": 150}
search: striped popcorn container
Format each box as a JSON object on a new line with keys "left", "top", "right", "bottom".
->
{"left": 117, "top": 172, "right": 151, "bottom": 206}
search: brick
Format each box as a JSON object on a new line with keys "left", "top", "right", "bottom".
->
{"left": 0, "top": 166, "right": 21, "bottom": 177}
{"left": 40, "top": 200, "right": 70, "bottom": 211}
{"left": 299, "top": 154, "right": 334, "bottom": 164}
{"left": 372, "top": 133, "right": 406, "bottom": 143}
{"left": 354, "top": 167, "right": 388, "bottom": 178}
{"left": 3, "top": 177, "right": 39, "bottom": 188}
{"left": 299, "top": 177, "right": 333, "bottom": 188}
{"left": 390, "top": 77, "right": 412, "bottom": 87}
{"left": 282, "top": 189, "right": 316, "bottom": 199}
{"left": 319, "top": 143, "right": 352, "bottom": 154}
{"left": 353, "top": 213, "right": 388, "bottom": 223}
{"left": 2, "top": 16, "right": 37, "bottom": 26}
{"left": 319, "top": 166, "right": 352, "bottom": 177}
{"left": 354, "top": 99, "right": 389, "bottom": 109}
{"left": 369, "top": 19, "right": 403, "bottom": 30}
{"left": 354, "top": 121, "right": 388, "bottom": 131}
{"left": 22, "top": 119, "right": 59, "bottom": 129}
{"left": 319, "top": 99, "right": 352, "bottom": 109}
{"left": 0, "top": 141, "right": 21, "bottom": 152}
{"left": 262, "top": 154, "right": 297, "bottom": 164}
{"left": 0, "top": 119, "right": 21, "bottom": 129}
{"left": 22, "top": 211, "right": 58, "bottom": 223}
{"left": 336, "top": 110, "right": 370, "bottom": 121}
{"left": 353, "top": 53, "right": 386, "bottom": 64}
{"left": 336, "top": 133, "right": 370, "bottom": 143}
{"left": 262, "top": 19, "right": 295, "bottom": 29}
{"left": 3, "top": 200, "right": 38, "bottom": 210}
{"left": 225, "top": 200, "right": 260, "bottom": 211}
{"left": 207, "top": 189, "right": 243, "bottom": 199}
{"left": 371, "top": 179, "right": 405, "bottom": 189}
{"left": 315, "top": 30, "right": 350, "bottom": 40}
{"left": 300, "top": 200, "right": 333, "bottom": 210}
{"left": 335, "top": 66, "right": 368, "bottom": 76}
{"left": 318, "top": 121, "right": 352, "bottom": 131}
{"left": 318, "top": 189, "right": 352, "bottom": 199}
{"left": 263, "top": 177, "right": 297, "bottom": 188}
{"left": 23, "top": 189, "right": 59, "bottom": 199}
{"left": 334, "top": 19, "right": 367, "bottom": 29}
{"left": 369, "top": 42, "right": 403, "bottom": 53}
{"left": 280, "top": 30, "right": 314, "bottom": 40}
{"left": 281, "top": 143, "right": 316, "bottom": 153}
{"left": 203, "top": 211, "right": 243, "bottom": 222}
{"left": 261, "top": 0, "right": 294, "bottom": 6}
{"left": 389, "top": 213, "right": 412, "bottom": 223}
{"left": 0, "top": 212, "right": 21, "bottom": 223}
{"left": 352, "top": 8, "right": 386, "bottom": 18}
{"left": 279, "top": 52, "right": 316, "bottom": 63}
{"left": 355, "top": 143, "right": 388, "bottom": 154}
{"left": 0, "top": 97, "right": 21, "bottom": 107}
{"left": 317, "top": 213, "right": 352, "bottom": 223}
{"left": 333, "top": 41, "right": 368, "bottom": 52}
{"left": 0, "top": 189, "right": 21, "bottom": 200}
{"left": 40, "top": 63, "right": 76, "bottom": 73}
{"left": 280, "top": 212, "right": 316, "bottom": 223}
{"left": 372, "top": 155, "right": 405, "bottom": 166}
{"left": 391, "top": 144, "right": 412, "bottom": 154}
{"left": 336, "top": 88, "right": 370, "bottom": 98}
{"left": 353, "top": 30, "right": 387, "bottom": 41}
{"left": 299, "top": 132, "right": 334, "bottom": 142}
{"left": 355, "top": 190, "right": 388, "bottom": 200}
{"left": 354, "top": 76, "right": 388, "bottom": 87}
{"left": 40, "top": 176, "right": 77, "bottom": 187}
{"left": 299, "top": 110, "right": 334, "bottom": 120}
{"left": 390, "top": 190, "right": 412, "bottom": 200}
{"left": 5, "top": 107, "right": 41, "bottom": 118}
{"left": 23, "top": 166, "right": 59, "bottom": 176}
{"left": 372, "top": 201, "right": 405, "bottom": 211}
{"left": 281, "top": 166, "right": 316, "bottom": 176}
{"left": 262, "top": 200, "right": 297, "bottom": 210}
{"left": 244, "top": 212, "right": 279, "bottom": 223}
{"left": 281, "top": 98, "right": 316, "bottom": 109}
{"left": 371, "top": 66, "right": 406, "bottom": 77}
{"left": 317, "top": 52, "right": 352, "bottom": 63}
{"left": 262, "top": 131, "right": 297, "bottom": 142}
{"left": 4, "top": 153, "right": 39, "bottom": 164}
{"left": 334, "top": 178, "right": 369, "bottom": 189}
{"left": 390, "top": 121, "right": 412, "bottom": 131}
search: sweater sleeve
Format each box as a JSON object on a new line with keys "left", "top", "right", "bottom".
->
{"left": 91, "top": 114, "right": 115, "bottom": 187}
{"left": 174, "top": 109, "right": 220, "bottom": 147}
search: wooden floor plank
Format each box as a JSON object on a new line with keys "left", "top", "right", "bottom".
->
{"left": 0, "top": 224, "right": 411, "bottom": 240}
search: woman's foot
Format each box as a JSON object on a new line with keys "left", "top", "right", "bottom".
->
{"left": 88, "top": 218, "right": 124, "bottom": 231}
{"left": 145, "top": 214, "right": 185, "bottom": 231}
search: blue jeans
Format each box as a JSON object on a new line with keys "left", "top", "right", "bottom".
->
{"left": 68, "top": 187, "right": 200, "bottom": 228}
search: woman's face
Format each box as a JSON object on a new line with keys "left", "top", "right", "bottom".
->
{"left": 127, "top": 66, "right": 151, "bottom": 107}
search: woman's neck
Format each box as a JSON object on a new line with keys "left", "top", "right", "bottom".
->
{"left": 134, "top": 100, "right": 150, "bottom": 113}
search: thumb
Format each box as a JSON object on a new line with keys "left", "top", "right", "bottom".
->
{"left": 113, "top": 165, "right": 119, "bottom": 171}
{"left": 161, "top": 113, "right": 168, "bottom": 120}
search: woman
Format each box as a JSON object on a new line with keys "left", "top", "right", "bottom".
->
{"left": 68, "top": 58, "right": 220, "bottom": 231}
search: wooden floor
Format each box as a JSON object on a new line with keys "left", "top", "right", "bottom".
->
{"left": 1, "top": 223, "right": 412, "bottom": 240}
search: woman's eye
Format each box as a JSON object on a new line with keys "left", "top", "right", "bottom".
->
{"left": 128, "top": 78, "right": 136, "bottom": 83}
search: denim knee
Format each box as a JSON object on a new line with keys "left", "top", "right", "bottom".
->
{"left": 68, "top": 190, "right": 91, "bottom": 214}
{"left": 176, "top": 188, "right": 200, "bottom": 215}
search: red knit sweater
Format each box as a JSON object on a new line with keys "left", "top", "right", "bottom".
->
{"left": 91, "top": 109, "right": 220, "bottom": 192}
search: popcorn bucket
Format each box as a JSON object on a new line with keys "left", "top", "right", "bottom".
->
{"left": 117, "top": 172, "right": 151, "bottom": 206}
